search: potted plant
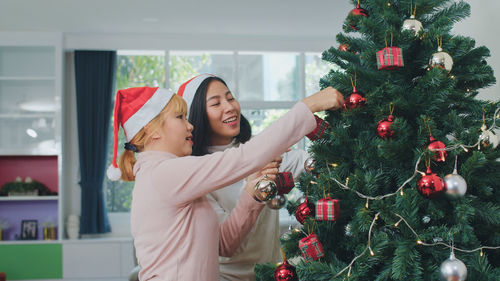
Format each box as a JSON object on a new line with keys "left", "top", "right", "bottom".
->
{"left": 0, "top": 177, "right": 56, "bottom": 196}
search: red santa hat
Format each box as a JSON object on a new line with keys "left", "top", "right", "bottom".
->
{"left": 177, "top": 73, "right": 215, "bottom": 115}
{"left": 107, "top": 86, "right": 175, "bottom": 180}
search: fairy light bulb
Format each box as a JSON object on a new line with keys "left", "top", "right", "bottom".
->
{"left": 400, "top": 188, "right": 404, "bottom": 196}
{"left": 417, "top": 240, "right": 423, "bottom": 245}
{"left": 365, "top": 199, "right": 370, "bottom": 209}
{"left": 370, "top": 249, "right": 375, "bottom": 256}
{"left": 394, "top": 221, "right": 400, "bottom": 227}
{"left": 480, "top": 249, "right": 484, "bottom": 256}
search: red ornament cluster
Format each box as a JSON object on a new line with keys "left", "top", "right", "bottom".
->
{"left": 274, "top": 260, "right": 298, "bottom": 281}
{"left": 344, "top": 87, "right": 366, "bottom": 109}
{"left": 377, "top": 115, "right": 395, "bottom": 138}
{"left": 416, "top": 167, "right": 446, "bottom": 198}
{"left": 427, "top": 135, "right": 447, "bottom": 162}
{"left": 295, "top": 197, "right": 315, "bottom": 224}
{"left": 348, "top": 3, "right": 369, "bottom": 30}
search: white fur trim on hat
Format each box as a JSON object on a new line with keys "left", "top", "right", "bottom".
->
{"left": 107, "top": 164, "right": 122, "bottom": 181}
{"left": 180, "top": 74, "right": 214, "bottom": 116}
{"left": 123, "top": 88, "right": 174, "bottom": 142}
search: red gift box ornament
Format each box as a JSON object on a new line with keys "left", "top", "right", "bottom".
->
{"left": 377, "top": 32, "right": 404, "bottom": 70}
{"left": 306, "top": 115, "right": 331, "bottom": 141}
{"left": 315, "top": 197, "right": 340, "bottom": 221}
{"left": 275, "top": 172, "right": 295, "bottom": 195}
{"left": 299, "top": 233, "right": 325, "bottom": 262}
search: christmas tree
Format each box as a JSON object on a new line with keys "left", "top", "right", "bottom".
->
{"left": 256, "top": 0, "right": 500, "bottom": 280}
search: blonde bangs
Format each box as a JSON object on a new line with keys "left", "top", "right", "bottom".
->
{"left": 167, "top": 94, "right": 188, "bottom": 115}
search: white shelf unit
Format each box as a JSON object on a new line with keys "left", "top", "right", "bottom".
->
{"left": 0, "top": 196, "right": 59, "bottom": 201}
{"left": 0, "top": 32, "right": 64, "bottom": 243}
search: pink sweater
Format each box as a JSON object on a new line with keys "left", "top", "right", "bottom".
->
{"left": 131, "top": 102, "right": 316, "bottom": 281}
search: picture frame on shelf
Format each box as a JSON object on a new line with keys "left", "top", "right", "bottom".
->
{"left": 20, "top": 220, "right": 38, "bottom": 240}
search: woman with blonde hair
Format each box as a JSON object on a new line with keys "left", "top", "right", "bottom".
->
{"left": 107, "top": 85, "right": 344, "bottom": 280}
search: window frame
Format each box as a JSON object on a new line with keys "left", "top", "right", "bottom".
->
{"left": 106, "top": 49, "right": 327, "bottom": 237}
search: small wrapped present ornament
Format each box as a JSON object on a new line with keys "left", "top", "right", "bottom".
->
{"left": 315, "top": 197, "right": 340, "bottom": 221}
{"left": 275, "top": 172, "right": 294, "bottom": 195}
{"left": 377, "top": 46, "right": 404, "bottom": 70}
{"left": 306, "top": 115, "right": 331, "bottom": 141}
{"left": 299, "top": 233, "right": 325, "bottom": 262}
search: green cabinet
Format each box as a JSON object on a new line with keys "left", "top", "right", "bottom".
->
{"left": 0, "top": 243, "right": 62, "bottom": 280}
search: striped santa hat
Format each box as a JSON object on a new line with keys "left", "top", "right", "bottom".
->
{"left": 106, "top": 86, "right": 175, "bottom": 180}
{"left": 176, "top": 73, "right": 215, "bottom": 115}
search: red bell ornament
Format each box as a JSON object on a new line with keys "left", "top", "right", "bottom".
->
{"left": 274, "top": 260, "right": 298, "bottom": 281}
{"left": 295, "top": 197, "right": 315, "bottom": 224}
{"left": 416, "top": 167, "right": 446, "bottom": 198}
{"left": 344, "top": 87, "right": 366, "bottom": 109}
{"left": 377, "top": 114, "right": 395, "bottom": 138}
{"left": 428, "top": 135, "right": 447, "bottom": 162}
{"left": 348, "top": 2, "right": 369, "bottom": 30}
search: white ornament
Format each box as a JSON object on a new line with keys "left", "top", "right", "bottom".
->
{"left": 402, "top": 15, "right": 423, "bottom": 35}
{"left": 429, "top": 47, "right": 453, "bottom": 72}
{"left": 478, "top": 124, "right": 499, "bottom": 149}
{"left": 440, "top": 252, "right": 467, "bottom": 281}
{"left": 267, "top": 194, "right": 287, "bottom": 209}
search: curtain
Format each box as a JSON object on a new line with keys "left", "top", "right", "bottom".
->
{"left": 74, "top": 51, "right": 116, "bottom": 234}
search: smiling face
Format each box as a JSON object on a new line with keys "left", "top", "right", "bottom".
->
{"left": 152, "top": 110, "right": 194, "bottom": 157}
{"left": 205, "top": 80, "right": 242, "bottom": 146}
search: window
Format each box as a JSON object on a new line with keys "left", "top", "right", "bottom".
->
{"left": 104, "top": 50, "right": 332, "bottom": 235}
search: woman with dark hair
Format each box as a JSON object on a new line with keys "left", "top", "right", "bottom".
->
{"left": 109, "top": 85, "right": 344, "bottom": 280}
{"left": 178, "top": 74, "right": 317, "bottom": 281}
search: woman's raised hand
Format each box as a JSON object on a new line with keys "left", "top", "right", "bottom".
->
{"left": 302, "top": 86, "right": 345, "bottom": 113}
{"left": 244, "top": 156, "right": 282, "bottom": 198}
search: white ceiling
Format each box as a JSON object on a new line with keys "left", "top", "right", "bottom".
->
{"left": 0, "top": 0, "right": 351, "bottom": 38}
{"left": 1, "top": 0, "right": 498, "bottom": 99}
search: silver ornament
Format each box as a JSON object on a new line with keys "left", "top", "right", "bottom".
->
{"left": 440, "top": 252, "right": 467, "bottom": 281}
{"left": 478, "top": 124, "right": 499, "bottom": 149}
{"left": 429, "top": 47, "right": 453, "bottom": 72}
{"left": 444, "top": 173, "right": 467, "bottom": 197}
{"left": 304, "top": 157, "right": 315, "bottom": 174}
{"left": 422, "top": 215, "right": 431, "bottom": 224}
{"left": 402, "top": 15, "right": 423, "bottom": 35}
{"left": 433, "top": 237, "right": 444, "bottom": 243}
{"left": 267, "top": 194, "right": 287, "bottom": 209}
{"left": 345, "top": 224, "right": 353, "bottom": 237}
{"left": 254, "top": 179, "right": 277, "bottom": 201}
{"left": 281, "top": 225, "right": 293, "bottom": 241}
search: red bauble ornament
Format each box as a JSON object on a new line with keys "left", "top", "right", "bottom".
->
{"left": 274, "top": 260, "right": 298, "bottom": 281}
{"left": 339, "top": 44, "right": 349, "bottom": 52}
{"left": 348, "top": 3, "right": 369, "bottom": 30}
{"left": 295, "top": 197, "right": 315, "bottom": 224}
{"left": 416, "top": 167, "right": 446, "bottom": 198}
{"left": 428, "top": 135, "right": 447, "bottom": 162}
{"left": 344, "top": 87, "right": 366, "bottom": 109}
{"left": 377, "top": 115, "right": 395, "bottom": 138}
